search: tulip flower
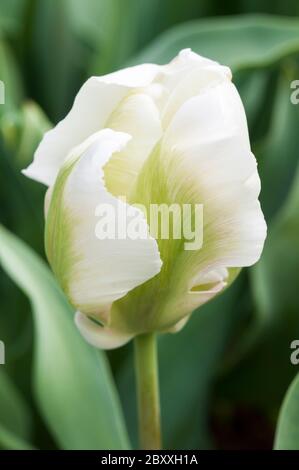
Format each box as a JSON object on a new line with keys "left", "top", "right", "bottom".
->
{"left": 23, "top": 49, "right": 266, "bottom": 449}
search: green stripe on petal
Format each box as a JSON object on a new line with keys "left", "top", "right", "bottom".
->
{"left": 104, "top": 92, "right": 162, "bottom": 198}
{"left": 109, "top": 82, "right": 266, "bottom": 334}
{"left": 45, "top": 129, "right": 162, "bottom": 328}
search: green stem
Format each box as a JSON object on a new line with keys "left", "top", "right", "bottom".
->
{"left": 134, "top": 333, "right": 162, "bottom": 450}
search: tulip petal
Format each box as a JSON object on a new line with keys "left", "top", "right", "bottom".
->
{"left": 162, "top": 80, "right": 266, "bottom": 268}
{"left": 75, "top": 312, "right": 133, "bottom": 350}
{"left": 22, "top": 49, "right": 229, "bottom": 188}
{"left": 22, "top": 64, "right": 160, "bottom": 186}
{"left": 160, "top": 49, "right": 232, "bottom": 128}
{"left": 104, "top": 92, "right": 162, "bottom": 198}
{"left": 119, "top": 80, "right": 266, "bottom": 329}
{"left": 45, "top": 129, "right": 162, "bottom": 323}
{"left": 23, "top": 49, "right": 267, "bottom": 339}
{"left": 165, "top": 48, "right": 231, "bottom": 78}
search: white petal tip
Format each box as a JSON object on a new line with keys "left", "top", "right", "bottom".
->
{"left": 75, "top": 312, "right": 133, "bottom": 350}
{"left": 21, "top": 164, "right": 49, "bottom": 186}
{"left": 21, "top": 167, "right": 31, "bottom": 178}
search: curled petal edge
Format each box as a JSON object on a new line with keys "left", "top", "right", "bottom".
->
{"left": 75, "top": 311, "right": 133, "bottom": 350}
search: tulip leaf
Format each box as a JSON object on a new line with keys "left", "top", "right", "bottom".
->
{"left": 0, "top": 370, "right": 34, "bottom": 449}
{"left": 0, "top": 225, "right": 130, "bottom": 450}
{"left": 254, "top": 167, "right": 299, "bottom": 324}
{"left": 0, "top": 424, "right": 35, "bottom": 450}
{"left": 130, "top": 15, "right": 299, "bottom": 73}
{"left": 215, "top": 69, "right": 299, "bottom": 363}
{"left": 275, "top": 372, "right": 299, "bottom": 449}
{"left": 256, "top": 68, "right": 299, "bottom": 220}
{"left": 216, "top": 163, "right": 299, "bottom": 414}
{"left": 0, "top": 369, "right": 32, "bottom": 441}
{"left": 235, "top": 68, "right": 272, "bottom": 137}
{"left": 0, "top": 0, "right": 26, "bottom": 34}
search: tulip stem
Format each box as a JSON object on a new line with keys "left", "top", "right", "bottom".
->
{"left": 134, "top": 333, "right": 162, "bottom": 450}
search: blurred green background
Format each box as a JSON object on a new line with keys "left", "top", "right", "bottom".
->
{"left": 1, "top": 0, "right": 299, "bottom": 450}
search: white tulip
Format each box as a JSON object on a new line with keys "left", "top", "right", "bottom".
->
{"left": 23, "top": 49, "right": 267, "bottom": 349}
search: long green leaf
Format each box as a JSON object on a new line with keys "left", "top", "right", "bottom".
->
{"left": 0, "top": 371, "right": 34, "bottom": 450}
{"left": 275, "top": 372, "right": 299, "bottom": 449}
{"left": 217, "top": 164, "right": 299, "bottom": 416}
{"left": 0, "top": 369, "right": 32, "bottom": 440}
{"left": 130, "top": 15, "right": 299, "bottom": 72}
{"left": 0, "top": 0, "right": 26, "bottom": 35}
{"left": 0, "top": 225, "right": 130, "bottom": 450}
{"left": 0, "top": 424, "right": 35, "bottom": 450}
{"left": 257, "top": 68, "right": 299, "bottom": 220}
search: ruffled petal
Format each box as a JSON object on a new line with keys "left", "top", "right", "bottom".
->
{"left": 116, "top": 80, "right": 266, "bottom": 330}
{"left": 104, "top": 92, "right": 162, "bottom": 198}
{"left": 45, "top": 128, "right": 162, "bottom": 323}
{"left": 22, "top": 63, "right": 160, "bottom": 186}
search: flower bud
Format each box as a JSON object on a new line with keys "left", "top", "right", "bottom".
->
{"left": 23, "top": 49, "right": 266, "bottom": 349}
